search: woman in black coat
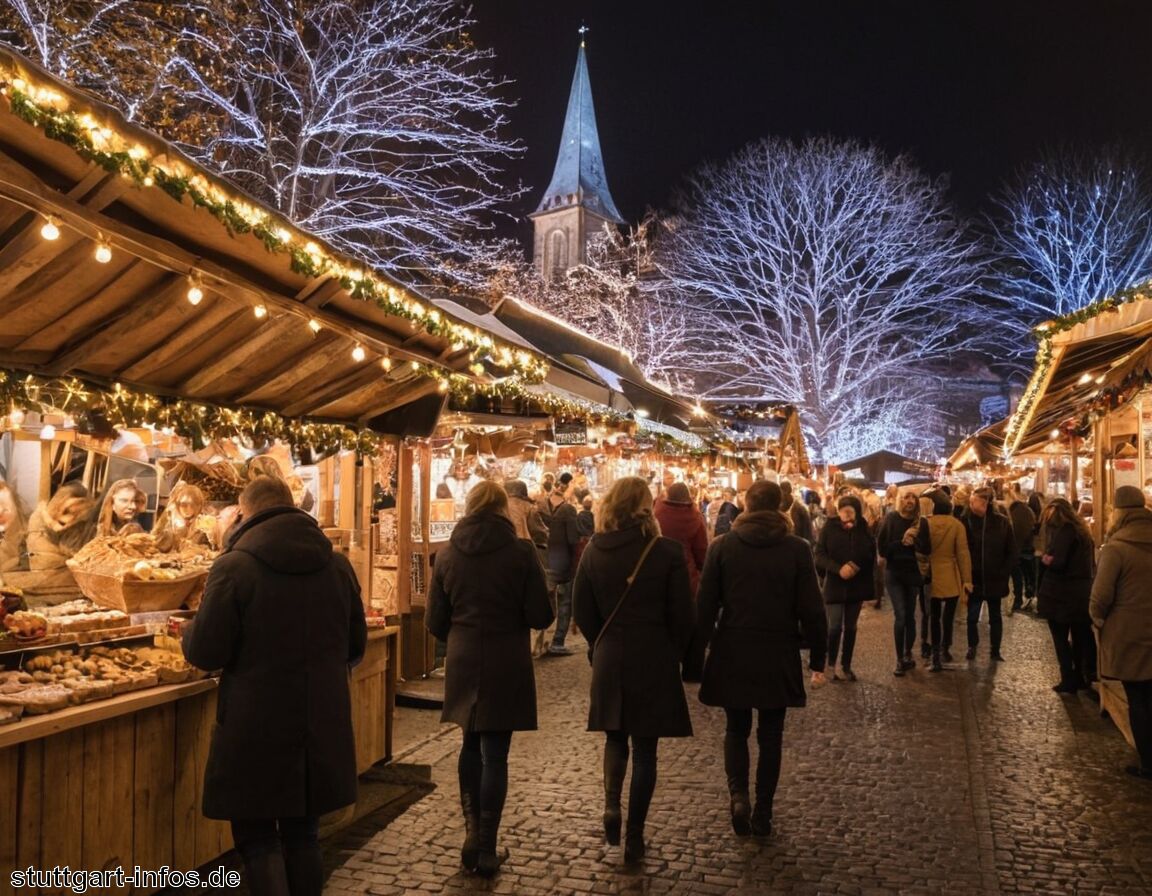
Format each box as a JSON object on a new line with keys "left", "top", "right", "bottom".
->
{"left": 183, "top": 478, "right": 367, "bottom": 896}
{"left": 814, "top": 494, "right": 876, "bottom": 681}
{"left": 427, "top": 481, "right": 554, "bottom": 877}
{"left": 573, "top": 476, "right": 694, "bottom": 865}
{"left": 696, "top": 480, "right": 827, "bottom": 837}
{"left": 1037, "top": 498, "right": 1097, "bottom": 693}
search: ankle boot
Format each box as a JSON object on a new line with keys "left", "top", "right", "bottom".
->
{"left": 930, "top": 648, "right": 943, "bottom": 672}
{"left": 723, "top": 734, "right": 752, "bottom": 836}
{"left": 459, "top": 790, "right": 480, "bottom": 871}
{"left": 242, "top": 850, "right": 291, "bottom": 896}
{"left": 623, "top": 825, "right": 646, "bottom": 864}
{"left": 603, "top": 746, "right": 627, "bottom": 845}
{"left": 750, "top": 806, "right": 773, "bottom": 837}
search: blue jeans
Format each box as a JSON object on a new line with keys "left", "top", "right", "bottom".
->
{"left": 886, "top": 574, "right": 920, "bottom": 658}
{"left": 826, "top": 602, "right": 862, "bottom": 669}
{"left": 551, "top": 580, "right": 572, "bottom": 647}
{"left": 966, "top": 588, "right": 1003, "bottom": 654}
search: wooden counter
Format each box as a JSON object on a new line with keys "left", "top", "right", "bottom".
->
{"left": 0, "top": 626, "right": 398, "bottom": 896}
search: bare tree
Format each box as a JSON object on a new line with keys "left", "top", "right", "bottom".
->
{"left": 657, "top": 136, "right": 996, "bottom": 463}
{"left": 988, "top": 146, "right": 1152, "bottom": 324}
{"left": 0, "top": 0, "right": 523, "bottom": 278}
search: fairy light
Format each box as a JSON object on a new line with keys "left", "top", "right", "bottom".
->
{"left": 253, "top": 303, "right": 268, "bottom": 319}
{"left": 380, "top": 356, "right": 392, "bottom": 372}
{"left": 40, "top": 218, "right": 59, "bottom": 240}
{"left": 186, "top": 277, "right": 204, "bottom": 306}
{"left": 351, "top": 344, "right": 366, "bottom": 363}
{"left": 94, "top": 242, "right": 112, "bottom": 263}
{"left": 308, "top": 318, "right": 322, "bottom": 334}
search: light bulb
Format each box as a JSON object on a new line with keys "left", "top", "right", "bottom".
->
{"left": 39, "top": 424, "right": 56, "bottom": 440}
{"left": 94, "top": 243, "right": 112, "bottom": 263}
{"left": 352, "top": 345, "right": 366, "bottom": 363}
{"left": 254, "top": 303, "right": 268, "bottom": 319}
{"left": 380, "top": 357, "right": 392, "bottom": 371}
{"left": 308, "top": 318, "right": 322, "bottom": 334}
{"left": 410, "top": 360, "right": 420, "bottom": 371}
{"left": 186, "top": 284, "right": 204, "bottom": 305}
{"left": 8, "top": 408, "right": 25, "bottom": 427}
{"left": 40, "top": 219, "right": 60, "bottom": 240}
{"left": 438, "top": 379, "right": 449, "bottom": 393}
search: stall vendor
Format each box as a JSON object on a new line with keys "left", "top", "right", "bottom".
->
{"left": 0, "top": 480, "right": 27, "bottom": 576}
{"left": 97, "top": 479, "right": 148, "bottom": 537}
{"left": 154, "top": 482, "right": 217, "bottom": 552}
{"left": 23, "top": 481, "right": 95, "bottom": 603}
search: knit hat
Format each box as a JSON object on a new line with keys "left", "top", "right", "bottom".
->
{"left": 1114, "top": 485, "right": 1146, "bottom": 509}
{"left": 663, "top": 482, "right": 693, "bottom": 505}
{"left": 924, "top": 488, "right": 953, "bottom": 515}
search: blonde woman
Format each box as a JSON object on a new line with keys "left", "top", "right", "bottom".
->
{"left": 572, "top": 476, "right": 694, "bottom": 865}
{"left": 96, "top": 479, "right": 147, "bottom": 537}
{"left": 0, "top": 480, "right": 28, "bottom": 574}
{"left": 426, "top": 481, "right": 553, "bottom": 877}
{"left": 154, "top": 483, "right": 216, "bottom": 552}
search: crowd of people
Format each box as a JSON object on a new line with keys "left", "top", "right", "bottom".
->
{"left": 423, "top": 470, "right": 1152, "bottom": 881}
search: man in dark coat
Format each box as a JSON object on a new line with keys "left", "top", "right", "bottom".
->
{"left": 1006, "top": 487, "right": 1038, "bottom": 614}
{"left": 962, "top": 486, "right": 1016, "bottom": 662}
{"left": 696, "top": 480, "right": 827, "bottom": 837}
{"left": 541, "top": 481, "right": 581, "bottom": 655}
{"left": 183, "top": 477, "right": 367, "bottom": 896}
{"left": 814, "top": 495, "right": 875, "bottom": 681}
{"left": 779, "top": 480, "right": 814, "bottom": 544}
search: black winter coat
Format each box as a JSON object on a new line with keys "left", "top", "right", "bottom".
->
{"left": 542, "top": 497, "right": 581, "bottom": 583}
{"left": 183, "top": 507, "right": 367, "bottom": 820}
{"left": 814, "top": 518, "right": 876, "bottom": 604}
{"left": 696, "top": 511, "right": 828, "bottom": 709}
{"left": 876, "top": 512, "right": 931, "bottom": 586}
{"left": 1008, "top": 500, "right": 1037, "bottom": 554}
{"left": 1037, "top": 521, "right": 1094, "bottom": 624}
{"left": 962, "top": 509, "right": 1016, "bottom": 598}
{"left": 573, "top": 523, "right": 694, "bottom": 737}
{"left": 427, "top": 511, "right": 554, "bottom": 731}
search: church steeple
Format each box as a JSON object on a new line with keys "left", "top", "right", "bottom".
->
{"left": 530, "top": 32, "right": 624, "bottom": 278}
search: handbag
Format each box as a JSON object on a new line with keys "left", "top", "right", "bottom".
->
{"left": 593, "top": 536, "right": 660, "bottom": 653}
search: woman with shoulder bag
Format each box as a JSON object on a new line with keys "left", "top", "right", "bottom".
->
{"left": 573, "top": 477, "right": 694, "bottom": 865}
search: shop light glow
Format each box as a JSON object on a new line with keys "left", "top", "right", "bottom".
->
{"left": 308, "top": 318, "right": 322, "bottom": 334}
{"left": 40, "top": 218, "right": 59, "bottom": 240}
{"left": 94, "top": 243, "right": 112, "bottom": 263}
{"left": 351, "top": 344, "right": 366, "bottom": 363}
{"left": 186, "top": 281, "right": 204, "bottom": 305}
{"left": 253, "top": 303, "right": 268, "bottom": 319}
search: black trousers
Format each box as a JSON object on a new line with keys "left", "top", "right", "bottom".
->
{"left": 1123, "top": 680, "right": 1152, "bottom": 771}
{"left": 1047, "top": 620, "right": 1097, "bottom": 687}
{"left": 929, "top": 596, "right": 958, "bottom": 650}
{"left": 724, "top": 707, "right": 787, "bottom": 813}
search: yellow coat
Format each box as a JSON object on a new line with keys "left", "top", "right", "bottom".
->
{"left": 926, "top": 514, "right": 972, "bottom": 599}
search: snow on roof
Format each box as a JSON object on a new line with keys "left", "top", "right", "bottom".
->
{"left": 430, "top": 299, "right": 539, "bottom": 352}
{"left": 581, "top": 357, "right": 626, "bottom": 391}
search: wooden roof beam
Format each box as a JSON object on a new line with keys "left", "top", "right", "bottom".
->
{"left": 357, "top": 379, "right": 440, "bottom": 426}
{"left": 279, "top": 364, "right": 390, "bottom": 417}
{"left": 182, "top": 313, "right": 300, "bottom": 396}
{"left": 230, "top": 334, "right": 344, "bottom": 405}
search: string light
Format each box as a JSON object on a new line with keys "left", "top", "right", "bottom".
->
{"left": 94, "top": 242, "right": 112, "bottom": 263}
{"left": 38, "top": 424, "right": 55, "bottom": 440}
{"left": 254, "top": 303, "right": 268, "bottom": 319}
{"left": 40, "top": 218, "right": 59, "bottom": 240}
{"left": 351, "top": 344, "right": 366, "bottom": 363}
{"left": 380, "top": 356, "right": 392, "bottom": 372}
{"left": 8, "top": 408, "right": 24, "bottom": 427}
{"left": 186, "top": 277, "right": 204, "bottom": 305}
{"left": 308, "top": 318, "right": 322, "bottom": 334}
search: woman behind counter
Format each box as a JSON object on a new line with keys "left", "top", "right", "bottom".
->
{"left": 153, "top": 482, "right": 218, "bottom": 552}
{"left": 426, "top": 481, "right": 554, "bottom": 878}
{"left": 96, "top": 478, "right": 147, "bottom": 537}
{"left": 573, "top": 476, "right": 694, "bottom": 865}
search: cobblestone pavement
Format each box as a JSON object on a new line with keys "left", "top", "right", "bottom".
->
{"left": 325, "top": 603, "right": 1152, "bottom": 895}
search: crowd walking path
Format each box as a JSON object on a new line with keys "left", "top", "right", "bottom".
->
{"left": 324, "top": 604, "right": 1152, "bottom": 895}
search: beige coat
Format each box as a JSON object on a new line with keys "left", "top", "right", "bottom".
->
{"left": 1090, "top": 510, "right": 1152, "bottom": 681}
{"left": 926, "top": 514, "right": 972, "bottom": 599}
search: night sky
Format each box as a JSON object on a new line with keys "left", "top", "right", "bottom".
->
{"left": 468, "top": 0, "right": 1152, "bottom": 233}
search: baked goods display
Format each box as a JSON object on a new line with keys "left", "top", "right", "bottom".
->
{"left": 3, "top": 611, "right": 48, "bottom": 641}
{"left": 69, "top": 533, "right": 215, "bottom": 579}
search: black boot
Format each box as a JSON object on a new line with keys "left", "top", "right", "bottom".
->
{"left": 623, "top": 825, "right": 646, "bottom": 864}
{"left": 603, "top": 740, "right": 627, "bottom": 845}
{"left": 459, "top": 789, "right": 480, "bottom": 872}
{"left": 931, "top": 648, "right": 943, "bottom": 672}
{"left": 723, "top": 734, "right": 752, "bottom": 836}
{"left": 242, "top": 850, "right": 291, "bottom": 896}
{"left": 475, "top": 809, "right": 506, "bottom": 878}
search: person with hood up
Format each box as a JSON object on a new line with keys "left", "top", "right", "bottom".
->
{"left": 814, "top": 494, "right": 875, "bottom": 681}
{"left": 1091, "top": 485, "right": 1152, "bottom": 780}
{"left": 573, "top": 476, "right": 694, "bottom": 865}
{"left": 654, "top": 481, "right": 710, "bottom": 680}
{"left": 427, "top": 481, "right": 554, "bottom": 877}
{"left": 877, "top": 487, "right": 931, "bottom": 676}
{"left": 922, "top": 489, "right": 972, "bottom": 671}
{"left": 182, "top": 477, "right": 367, "bottom": 896}
{"left": 696, "top": 480, "right": 827, "bottom": 838}
{"left": 1037, "top": 497, "right": 1097, "bottom": 693}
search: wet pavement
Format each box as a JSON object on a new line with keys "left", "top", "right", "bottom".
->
{"left": 324, "top": 601, "right": 1152, "bottom": 895}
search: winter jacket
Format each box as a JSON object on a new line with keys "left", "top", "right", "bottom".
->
{"left": 653, "top": 498, "right": 709, "bottom": 594}
{"left": 713, "top": 500, "right": 740, "bottom": 536}
{"left": 814, "top": 517, "right": 876, "bottom": 604}
{"left": 782, "top": 497, "right": 814, "bottom": 544}
{"left": 428, "top": 511, "right": 553, "bottom": 731}
{"left": 182, "top": 506, "right": 367, "bottom": 820}
{"left": 572, "top": 522, "right": 694, "bottom": 737}
{"left": 962, "top": 509, "right": 1016, "bottom": 599}
{"left": 1008, "top": 499, "right": 1037, "bottom": 554}
{"left": 1036, "top": 521, "right": 1094, "bottom": 624}
{"left": 542, "top": 496, "right": 581, "bottom": 583}
{"left": 1090, "top": 509, "right": 1152, "bottom": 681}
{"left": 876, "top": 511, "right": 931, "bottom": 586}
{"left": 925, "top": 514, "right": 972, "bottom": 599}
{"left": 696, "top": 510, "right": 827, "bottom": 709}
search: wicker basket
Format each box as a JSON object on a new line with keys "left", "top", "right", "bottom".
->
{"left": 68, "top": 568, "right": 208, "bottom": 614}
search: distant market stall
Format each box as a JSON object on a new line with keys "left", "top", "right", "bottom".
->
{"left": 834, "top": 449, "right": 937, "bottom": 490}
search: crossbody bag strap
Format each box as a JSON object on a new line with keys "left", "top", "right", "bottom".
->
{"left": 593, "top": 536, "right": 659, "bottom": 653}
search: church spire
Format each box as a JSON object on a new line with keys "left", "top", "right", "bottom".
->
{"left": 534, "top": 34, "right": 624, "bottom": 224}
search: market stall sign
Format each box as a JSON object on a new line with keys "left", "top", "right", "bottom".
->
{"left": 553, "top": 422, "right": 588, "bottom": 446}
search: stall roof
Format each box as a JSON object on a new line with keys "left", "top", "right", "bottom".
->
{"left": 1007, "top": 296, "right": 1152, "bottom": 455}
{"left": 836, "top": 450, "right": 937, "bottom": 486}
{"left": 948, "top": 419, "right": 1008, "bottom": 472}
{"left": 0, "top": 49, "right": 545, "bottom": 433}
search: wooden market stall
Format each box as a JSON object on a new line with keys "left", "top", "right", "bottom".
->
{"left": 0, "top": 48, "right": 549, "bottom": 892}
{"left": 1006, "top": 287, "right": 1152, "bottom": 749}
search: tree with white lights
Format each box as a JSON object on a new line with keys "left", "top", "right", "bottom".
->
{"left": 0, "top": 0, "right": 522, "bottom": 278}
{"left": 657, "top": 137, "right": 996, "bottom": 462}
{"left": 988, "top": 146, "right": 1152, "bottom": 325}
